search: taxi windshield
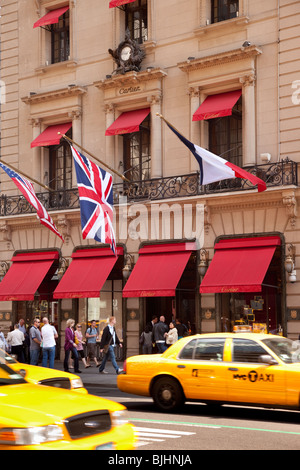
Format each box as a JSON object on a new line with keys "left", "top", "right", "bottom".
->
{"left": 0, "top": 363, "right": 26, "bottom": 385}
{"left": 262, "top": 337, "right": 300, "bottom": 364}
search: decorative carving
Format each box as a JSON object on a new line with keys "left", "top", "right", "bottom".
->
{"left": 0, "top": 223, "right": 11, "bottom": 242}
{"left": 283, "top": 191, "right": 297, "bottom": 228}
{"left": 108, "top": 29, "right": 145, "bottom": 75}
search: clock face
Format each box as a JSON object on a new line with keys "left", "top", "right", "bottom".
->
{"left": 120, "top": 46, "right": 132, "bottom": 61}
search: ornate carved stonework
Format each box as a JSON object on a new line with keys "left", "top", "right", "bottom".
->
{"left": 108, "top": 30, "right": 145, "bottom": 75}
{"left": 282, "top": 191, "right": 297, "bottom": 228}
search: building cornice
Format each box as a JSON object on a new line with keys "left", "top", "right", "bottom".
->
{"left": 178, "top": 46, "right": 262, "bottom": 73}
{"left": 21, "top": 86, "right": 87, "bottom": 105}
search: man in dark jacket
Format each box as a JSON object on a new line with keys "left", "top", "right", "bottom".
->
{"left": 152, "top": 316, "right": 168, "bottom": 353}
{"left": 99, "top": 316, "right": 123, "bottom": 374}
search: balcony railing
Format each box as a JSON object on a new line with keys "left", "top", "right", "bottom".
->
{"left": 0, "top": 159, "right": 297, "bottom": 217}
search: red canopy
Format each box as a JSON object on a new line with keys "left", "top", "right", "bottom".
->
{"left": 109, "top": 0, "right": 136, "bottom": 8}
{"left": 53, "top": 247, "right": 123, "bottom": 299}
{"left": 123, "top": 242, "right": 196, "bottom": 297}
{"left": 33, "top": 6, "right": 69, "bottom": 29}
{"left": 105, "top": 108, "right": 150, "bottom": 136}
{"left": 0, "top": 251, "right": 59, "bottom": 301}
{"left": 200, "top": 236, "right": 281, "bottom": 294}
{"left": 193, "top": 90, "right": 242, "bottom": 121}
{"left": 31, "top": 123, "right": 72, "bottom": 148}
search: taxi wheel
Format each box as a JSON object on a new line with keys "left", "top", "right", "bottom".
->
{"left": 152, "top": 376, "right": 184, "bottom": 412}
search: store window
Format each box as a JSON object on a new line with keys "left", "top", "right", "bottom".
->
{"left": 78, "top": 280, "right": 123, "bottom": 342}
{"left": 209, "top": 96, "right": 242, "bottom": 167}
{"left": 211, "top": 0, "right": 239, "bottom": 23}
{"left": 125, "top": 0, "right": 148, "bottom": 43}
{"left": 51, "top": 8, "right": 70, "bottom": 63}
{"left": 123, "top": 114, "right": 151, "bottom": 182}
{"left": 220, "top": 245, "right": 283, "bottom": 335}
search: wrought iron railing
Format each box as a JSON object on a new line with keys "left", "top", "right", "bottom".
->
{"left": 0, "top": 159, "right": 297, "bottom": 216}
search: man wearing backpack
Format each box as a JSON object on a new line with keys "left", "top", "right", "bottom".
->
{"left": 85, "top": 320, "right": 100, "bottom": 367}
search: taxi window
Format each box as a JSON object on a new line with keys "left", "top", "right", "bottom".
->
{"left": 178, "top": 339, "right": 197, "bottom": 359}
{"left": 232, "top": 338, "right": 267, "bottom": 363}
{"left": 194, "top": 338, "right": 225, "bottom": 361}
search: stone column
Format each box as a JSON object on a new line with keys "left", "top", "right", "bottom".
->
{"left": 68, "top": 110, "right": 82, "bottom": 188}
{"left": 189, "top": 86, "right": 201, "bottom": 172}
{"left": 240, "top": 74, "right": 256, "bottom": 166}
{"left": 105, "top": 104, "right": 117, "bottom": 178}
{"left": 31, "top": 119, "right": 41, "bottom": 191}
{"left": 149, "top": 94, "right": 162, "bottom": 178}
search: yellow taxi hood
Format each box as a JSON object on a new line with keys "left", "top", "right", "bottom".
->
{"left": 0, "top": 383, "right": 126, "bottom": 427}
{"left": 9, "top": 362, "right": 78, "bottom": 381}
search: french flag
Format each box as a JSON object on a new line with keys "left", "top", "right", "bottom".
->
{"left": 165, "top": 121, "right": 266, "bottom": 193}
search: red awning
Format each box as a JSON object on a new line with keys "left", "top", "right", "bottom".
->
{"left": 200, "top": 236, "right": 281, "bottom": 294}
{"left": 0, "top": 251, "right": 59, "bottom": 301}
{"left": 109, "top": 0, "right": 136, "bottom": 8}
{"left": 31, "top": 123, "right": 72, "bottom": 148}
{"left": 33, "top": 6, "right": 69, "bottom": 29}
{"left": 193, "top": 90, "right": 242, "bottom": 121}
{"left": 105, "top": 108, "right": 150, "bottom": 136}
{"left": 123, "top": 242, "right": 196, "bottom": 298}
{"left": 53, "top": 247, "right": 123, "bottom": 299}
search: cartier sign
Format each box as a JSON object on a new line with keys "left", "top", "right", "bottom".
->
{"left": 118, "top": 86, "right": 142, "bottom": 95}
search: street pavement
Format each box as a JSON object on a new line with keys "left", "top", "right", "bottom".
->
{"left": 55, "top": 359, "right": 122, "bottom": 388}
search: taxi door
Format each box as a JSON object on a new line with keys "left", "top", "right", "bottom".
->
{"left": 226, "top": 337, "right": 286, "bottom": 406}
{"left": 174, "top": 337, "right": 228, "bottom": 402}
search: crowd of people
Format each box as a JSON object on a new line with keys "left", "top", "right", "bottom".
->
{"left": 0, "top": 315, "right": 123, "bottom": 375}
{"left": 139, "top": 315, "right": 190, "bottom": 354}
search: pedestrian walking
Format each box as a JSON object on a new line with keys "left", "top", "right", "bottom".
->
{"left": 0, "top": 326, "right": 8, "bottom": 351}
{"left": 165, "top": 321, "right": 178, "bottom": 347}
{"left": 99, "top": 316, "right": 122, "bottom": 375}
{"left": 41, "top": 317, "right": 58, "bottom": 369}
{"left": 29, "top": 317, "right": 42, "bottom": 365}
{"left": 140, "top": 325, "right": 153, "bottom": 354}
{"left": 7, "top": 324, "right": 25, "bottom": 362}
{"left": 85, "top": 320, "right": 100, "bottom": 367}
{"left": 152, "top": 315, "right": 168, "bottom": 353}
{"left": 75, "top": 323, "right": 88, "bottom": 368}
{"left": 64, "top": 319, "right": 81, "bottom": 373}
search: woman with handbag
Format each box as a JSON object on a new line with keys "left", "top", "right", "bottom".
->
{"left": 63, "top": 319, "right": 81, "bottom": 373}
{"left": 98, "top": 317, "right": 123, "bottom": 375}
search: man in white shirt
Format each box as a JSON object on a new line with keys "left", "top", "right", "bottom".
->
{"left": 41, "top": 317, "right": 58, "bottom": 369}
{"left": 7, "top": 324, "right": 25, "bottom": 362}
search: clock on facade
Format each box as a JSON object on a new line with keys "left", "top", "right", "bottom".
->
{"left": 108, "top": 29, "right": 145, "bottom": 75}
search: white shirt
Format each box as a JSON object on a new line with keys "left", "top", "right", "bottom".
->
{"left": 7, "top": 329, "right": 24, "bottom": 346}
{"left": 41, "top": 324, "right": 57, "bottom": 348}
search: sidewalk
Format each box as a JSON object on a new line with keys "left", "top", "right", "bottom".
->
{"left": 55, "top": 360, "right": 123, "bottom": 387}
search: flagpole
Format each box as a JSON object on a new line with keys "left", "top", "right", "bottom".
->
{"left": 58, "top": 133, "right": 131, "bottom": 184}
{"left": 156, "top": 112, "right": 183, "bottom": 135}
{"left": 0, "top": 158, "right": 54, "bottom": 192}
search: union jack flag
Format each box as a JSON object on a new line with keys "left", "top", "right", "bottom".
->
{"left": 71, "top": 146, "right": 116, "bottom": 254}
{"left": 0, "top": 162, "right": 64, "bottom": 241}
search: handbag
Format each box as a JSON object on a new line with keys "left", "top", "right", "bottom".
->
{"left": 103, "top": 336, "right": 113, "bottom": 354}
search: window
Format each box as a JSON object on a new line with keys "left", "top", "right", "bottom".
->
{"left": 49, "top": 138, "right": 72, "bottom": 191}
{"left": 125, "top": 0, "right": 148, "bottom": 43}
{"left": 123, "top": 114, "right": 151, "bottom": 181}
{"left": 194, "top": 338, "right": 225, "bottom": 361}
{"left": 209, "top": 96, "right": 242, "bottom": 167}
{"left": 211, "top": 0, "right": 239, "bottom": 23}
{"left": 179, "top": 339, "right": 197, "bottom": 359}
{"left": 51, "top": 9, "right": 70, "bottom": 63}
{"left": 232, "top": 338, "right": 267, "bottom": 363}
{"left": 179, "top": 338, "right": 225, "bottom": 361}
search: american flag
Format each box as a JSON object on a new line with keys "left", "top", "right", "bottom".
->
{"left": 0, "top": 162, "right": 64, "bottom": 241}
{"left": 71, "top": 146, "right": 116, "bottom": 254}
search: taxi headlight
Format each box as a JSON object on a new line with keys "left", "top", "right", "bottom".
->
{"left": 70, "top": 377, "right": 84, "bottom": 389}
{"left": 111, "top": 410, "right": 129, "bottom": 427}
{"left": 0, "top": 425, "right": 64, "bottom": 445}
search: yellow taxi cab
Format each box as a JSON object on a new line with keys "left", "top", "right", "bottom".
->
{"left": 0, "top": 348, "right": 86, "bottom": 394}
{"left": 117, "top": 332, "right": 300, "bottom": 412}
{"left": 0, "top": 362, "right": 135, "bottom": 450}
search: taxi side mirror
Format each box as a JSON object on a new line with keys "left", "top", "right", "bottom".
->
{"left": 18, "top": 368, "right": 27, "bottom": 378}
{"left": 259, "top": 354, "right": 278, "bottom": 365}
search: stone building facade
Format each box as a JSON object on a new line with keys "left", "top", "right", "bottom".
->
{"left": 0, "top": 0, "right": 300, "bottom": 358}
